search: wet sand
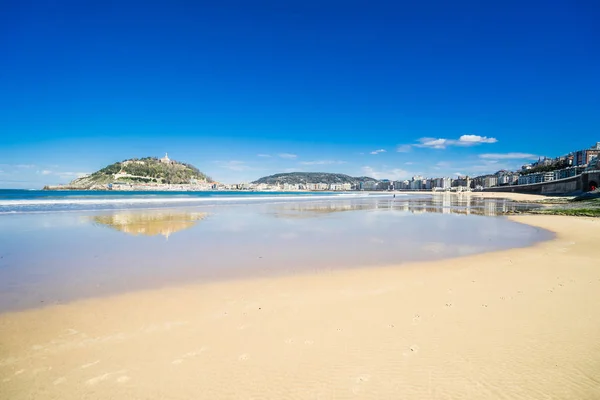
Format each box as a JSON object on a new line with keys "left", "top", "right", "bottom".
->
{"left": 459, "top": 191, "right": 571, "bottom": 202}
{"left": 1, "top": 215, "right": 599, "bottom": 399}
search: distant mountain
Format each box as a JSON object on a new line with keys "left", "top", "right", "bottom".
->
{"left": 252, "top": 172, "right": 377, "bottom": 185}
{"left": 45, "top": 155, "right": 211, "bottom": 190}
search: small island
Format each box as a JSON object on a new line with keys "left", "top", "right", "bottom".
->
{"left": 43, "top": 154, "right": 213, "bottom": 191}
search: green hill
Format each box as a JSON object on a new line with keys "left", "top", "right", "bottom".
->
{"left": 46, "top": 156, "right": 211, "bottom": 189}
{"left": 252, "top": 172, "right": 376, "bottom": 185}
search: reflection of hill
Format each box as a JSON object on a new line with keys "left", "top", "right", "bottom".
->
{"left": 91, "top": 211, "right": 207, "bottom": 238}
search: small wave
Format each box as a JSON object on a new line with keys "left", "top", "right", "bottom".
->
{"left": 0, "top": 193, "right": 380, "bottom": 207}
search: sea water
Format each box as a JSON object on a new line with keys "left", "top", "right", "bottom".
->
{"left": 0, "top": 192, "right": 552, "bottom": 312}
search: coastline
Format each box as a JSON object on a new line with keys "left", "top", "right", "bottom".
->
{"left": 1, "top": 214, "right": 599, "bottom": 399}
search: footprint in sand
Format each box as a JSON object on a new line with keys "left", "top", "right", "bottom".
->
{"left": 304, "top": 340, "right": 314, "bottom": 345}
{"left": 86, "top": 370, "right": 127, "bottom": 385}
{"left": 238, "top": 354, "right": 249, "bottom": 361}
{"left": 172, "top": 348, "right": 207, "bottom": 365}
{"left": 351, "top": 374, "right": 371, "bottom": 394}
{"left": 80, "top": 360, "right": 100, "bottom": 369}
{"left": 412, "top": 314, "right": 421, "bottom": 324}
{"left": 402, "top": 345, "right": 420, "bottom": 357}
{"left": 445, "top": 303, "right": 453, "bottom": 308}
{"left": 284, "top": 338, "right": 294, "bottom": 344}
{"left": 53, "top": 377, "right": 67, "bottom": 385}
{"left": 116, "top": 376, "right": 131, "bottom": 383}
{"left": 14, "top": 369, "right": 25, "bottom": 376}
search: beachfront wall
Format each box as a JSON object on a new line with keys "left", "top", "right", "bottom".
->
{"left": 483, "top": 171, "right": 600, "bottom": 195}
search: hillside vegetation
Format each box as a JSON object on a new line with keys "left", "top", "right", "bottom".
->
{"left": 252, "top": 172, "right": 376, "bottom": 185}
{"left": 51, "top": 157, "right": 211, "bottom": 189}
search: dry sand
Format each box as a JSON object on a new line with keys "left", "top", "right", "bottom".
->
{"left": 1, "top": 215, "right": 599, "bottom": 399}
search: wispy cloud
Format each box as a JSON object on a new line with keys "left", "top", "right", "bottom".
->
{"left": 479, "top": 152, "right": 536, "bottom": 160}
{"left": 278, "top": 153, "right": 297, "bottom": 159}
{"left": 37, "top": 170, "right": 89, "bottom": 178}
{"left": 299, "top": 160, "right": 346, "bottom": 165}
{"left": 396, "top": 145, "right": 412, "bottom": 153}
{"left": 415, "top": 135, "right": 498, "bottom": 149}
{"left": 0, "top": 163, "right": 36, "bottom": 169}
{"left": 361, "top": 166, "right": 412, "bottom": 180}
{"left": 214, "top": 160, "right": 252, "bottom": 171}
{"left": 404, "top": 162, "right": 414, "bottom": 165}
{"left": 415, "top": 138, "right": 448, "bottom": 149}
{"left": 369, "top": 149, "right": 386, "bottom": 155}
{"left": 59, "top": 172, "right": 89, "bottom": 179}
{"left": 257, "top": 154, "right": 271, "bottom": 158}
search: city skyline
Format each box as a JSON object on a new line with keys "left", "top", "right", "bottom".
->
{"left": 1, "top": 2, "right": 599, "bottom": 188}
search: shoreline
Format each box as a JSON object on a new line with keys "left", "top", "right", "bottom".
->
{"left": 1, "top": 214, "right": 599, "bottom": 399}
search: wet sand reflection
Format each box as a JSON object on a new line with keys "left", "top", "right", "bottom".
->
{"left": 90, "top": 211, "right": 208, "bottom": 238}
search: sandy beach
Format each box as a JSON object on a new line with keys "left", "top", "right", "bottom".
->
{"left": 1, "top": 212, "right": 599, "bottom": 399}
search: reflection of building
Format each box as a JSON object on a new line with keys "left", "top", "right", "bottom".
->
{"left": 91, "top": 211, "right": 207, "bottom": 238}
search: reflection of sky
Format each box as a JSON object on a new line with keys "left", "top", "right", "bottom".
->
{"left": 0, "top": 197, "right": 552, "bottom": 312}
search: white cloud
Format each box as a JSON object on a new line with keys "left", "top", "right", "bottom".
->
{"left": 456, "top": 134, "right": 498, "bottom": 145}
{"left": 278, "top": 153, "right": 297, "bottom": 159}
{"left": 299, "top": 160, "right": 346, "bottom": 165}
{"left": 369, "top": 149, "right": 386, "bottom": 155}
{"left": 361, "top": 166, "right": 411, "bottom": 180}
{"left": 284, "top": 168, "right": 301, "bottom": 173}
{"left": 479, "top": 152, "right": 537, "bottom": 160}
{"left": 41, "top": 170, "right": 53, "bottom": 175}
{"left": 453, "top": 172, "right": 464, "bottom": 177}
{"left": 404, "top": 162, "right": 414, "bottom": 165}
{"left": 415, "top": 138, "right": 448, "bottom": 149}
{"left": 257, "top": 154, "right": 271, "bottom": 158}
{"left": 396, "top": 145, "right": 412, "bottom": 153}
{"left": 415, "top": 135, "right": 498, "bottom": 149}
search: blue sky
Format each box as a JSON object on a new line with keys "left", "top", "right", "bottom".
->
{"left": 1, "top": 1, "right": 599, "bottom": 188}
